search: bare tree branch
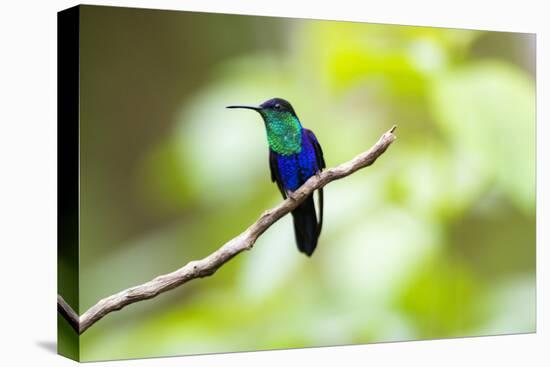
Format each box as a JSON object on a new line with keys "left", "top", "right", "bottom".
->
{"left": 58, "top": 125, "right": 397, "bottom": 334}
{"left": 57, "top": 294, "right": 79, "bottom": 333}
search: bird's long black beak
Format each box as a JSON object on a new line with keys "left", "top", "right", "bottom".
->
{"left": 226, "top": 105, "right": 261, "bottom": 111}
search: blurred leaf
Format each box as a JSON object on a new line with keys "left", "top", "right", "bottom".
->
{"left": 480, "top": 274, "right": 535, "bottom": 334}
{"left": 137, "top": 139, "right": 195, "bottom": 211}
{"left": 396, "top": 254, "right": 489, "bottom": 338}
{"left": 430, "top": 61, "right": 536, "bottom": 213}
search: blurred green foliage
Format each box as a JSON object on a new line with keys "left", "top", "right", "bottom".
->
{"left": 74, "top": 5, "right": 535, "bottom": 361}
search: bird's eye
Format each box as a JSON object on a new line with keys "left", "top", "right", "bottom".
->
{"left": 274, "top": 103, "right": 281, "bottom": 110}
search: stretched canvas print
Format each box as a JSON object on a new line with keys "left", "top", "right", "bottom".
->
{"left": 57, "top": 4, "right": 536, "bottom": 362}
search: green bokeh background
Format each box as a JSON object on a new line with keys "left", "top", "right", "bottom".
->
{"left": 74, "top": 5, "right": 535, "bottom": 361}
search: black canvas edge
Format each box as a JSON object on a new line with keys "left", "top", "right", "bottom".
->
{"left": 57, "top": 4, "right": 80, "bottom": 362}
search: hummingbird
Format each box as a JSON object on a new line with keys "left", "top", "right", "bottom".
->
{"left": 227, "top": 98, "right": 325, "bottom": 256}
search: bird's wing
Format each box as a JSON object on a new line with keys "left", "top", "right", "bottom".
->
{"left": 304, "top": 129, "right": 326, "bottom": 170}
{"left": 303, "top": 129, "right": 325, "bottom": 236}
{"left": 269, "top": 149, "right": 287, "bottom": 199}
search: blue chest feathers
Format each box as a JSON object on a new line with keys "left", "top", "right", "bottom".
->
{"left": 275, "top": 132, "right": 320, "bottom": 191}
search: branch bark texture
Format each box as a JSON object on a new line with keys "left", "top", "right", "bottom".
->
{"left": 58, "top": 125, "right": 397, "bottom": 334}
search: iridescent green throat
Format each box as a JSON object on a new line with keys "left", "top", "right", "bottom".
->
{"left": 261, "top": 110, "right": 302, "bottom": 156}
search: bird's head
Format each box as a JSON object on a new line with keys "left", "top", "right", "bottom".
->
{"left": 227, "top": 97, "right": 302, "bottom": 154}
{"left": 226, "top": 97, "right": 298, "bottom": 125}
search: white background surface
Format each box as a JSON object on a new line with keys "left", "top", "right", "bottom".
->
{"left": 0, "top": 0, "right": 547, "bottom": 365}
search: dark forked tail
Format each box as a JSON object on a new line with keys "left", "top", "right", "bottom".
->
{"left": 291, "top": 189, "right": 323, "bottom": 256}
